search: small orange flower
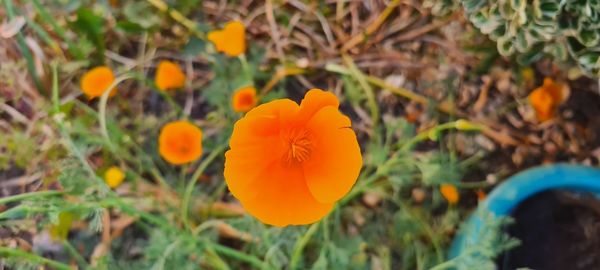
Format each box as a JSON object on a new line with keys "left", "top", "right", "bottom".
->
{"left": 232, "top": 86, "right": 258, "bottom": 112}
{"left": 440, "top": 184, "right": 459, "bottom": 205}
{"left": 155, "top": 60, "right": 186, "bottom": 91}
{"left": 224, "top": 89, "right": 363, "bottom": 226}
{"left": 80, "top": 66, "right": 117, "bottom": 99}
{"left": 528, "top": 77, "right": 567, "bottom": 122}
{"left": 159, "top": 120, "right": 203, "bottom": 165}
{"left": 207, "top": 21, "right": 246, "bottom": 57}
{"left": 475, "top": 189, "right": 487, "bottom": 201}
{"left": 104, "top": 166, "right": 125, "bottom": 188}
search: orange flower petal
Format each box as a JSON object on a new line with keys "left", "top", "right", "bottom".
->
{"left": 440, "top": 184, "right": 459, "bottom": 205}
{"left": 225, "top": 100, "right": 299, "bottom": 201}
{"left": 296, "top": 89, "right": 339, "bottom": 124}
{"left": 239, "top": 164, "right": 333, "bottom": 227}
{"left": 528, "top": 87, "right": 554, "bottom": 122}
{"left": 155, "top": 60, "right": 186, "bottom": 91}
{"left": 229, "top": 99, "right": 299, "bottom": 149}
{"left": 302, "top": 106, "right": 362, "bottom": 203}
{"left": 541, "top": 77, "right": 565, "bottom": 102}
{"left": 207, "top": 31, "right": 224, "bottom": 49}
{"left": 158, "top": 121, "right": 203, "bottom": 165}
{"left": 207, "top": 21, "right": 246, "bottom": 57}
{"left": 80, "top": 66, "right": 116, "bottom": 99}
{"left": 232, "top": 86, "right": 258, "bottom": 112}
{"left": 528, "top": 77, "right": 569, "bottom": 122}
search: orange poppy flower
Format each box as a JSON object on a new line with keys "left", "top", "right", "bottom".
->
{"left": 440, "top": 184, "right": 459, "bottom": 205}
{"left": 528, "top": 77, "right": 567, "bottom": 122}
{"left": 80, "top": 66, "right": 117, "bottom": 99}
{"left": 207, "top": 21, "right": 246, "bottom": 57}
{"left": 475, "top": 189, "right": 487, "bottom": 201}
{"left": 232, "top": 86, "right": 258, "bottom": 112}
{"left": 155, "top": 60, "right": 186, "bottom": 91}
{"left": 159, "top": 120, "right": 203, "bottom": 165}
{"left": 224, "top": 89, "right": 363, "bottom": 226}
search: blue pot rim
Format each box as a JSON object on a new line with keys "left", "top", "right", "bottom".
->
{"left": 449, "top": 164, "right": 600, "bottom": 258}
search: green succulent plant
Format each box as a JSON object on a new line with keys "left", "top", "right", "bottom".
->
{"left": 431, "top": 0, "right": 600, "bottom": 76}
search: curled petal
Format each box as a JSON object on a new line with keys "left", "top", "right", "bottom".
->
{"left": 296, "top": 89, "right": 339, "bottom": 124}
{"left": 303, "top": 106, "right": 362, "bottom": 203}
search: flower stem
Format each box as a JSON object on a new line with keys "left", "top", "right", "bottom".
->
{"left": 341, "top": 55, "right": 380, "bottom": 127}
{"left": 0, "top": 247, "right": 72, "bottom": 270}
{"left": 3, "top": 0, "right": 45, "bottom": 93}
{"left": 0, "top": 190, "right": 64, "bottom": 206}
{"left": 98, "top": 74, "right": 135, "bottom": 151}
{"left": 181, "top": 142, "right": 228, "bottom": 230}
{"left": 238, "top": 54, "right": 253, "bottom": 82}
{"left": 429, "top": 258, "right": 457, "bottom": 270}
{"left": 146, "top": 0, "right": 205, "bottom": 39}
{"left": 62, "top": 240, "right": 90, "bottom": 269}
{"left": 207, "top": 242, "right": 269, "bottom": 270}
{"left": 289, "top": 221, "right": 321, "bottom": 269}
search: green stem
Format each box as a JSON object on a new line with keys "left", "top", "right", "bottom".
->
{"left": 149, "top": 167, "right": 171, "bottom": 190}
{"left": 146, "top": 0, "right": 205, "bottom": 39}
{"left": 340, "top": 173, "right": 381, "bottom": 206}
{"left": 238, "top": 54, "right": 253, "bottom": 82}
{"left": 32, "top": 0, "right": 84, "bottom": 59}
{"left": 4, "top": 0, "right": 45, "bottom": 93}
{"left": 181, "top": 143, "right": 228, "bottom": 230}
{"left": 289, "top": 222, "right": 321, "bottom": 269}
{"left": 98, "top": 74, "right": 135, "bottom": 150}
{"left": 0, "top": 247, "right": 72, "bottom": 270}
{"left": 456, "top": 181, "right": 490, "bottom": 189}
{"left": 341, "top": 54, "right": 379, "bottom": 127}
{"left": 0, "top": 191, "right": 64, "bottom": 205}
{"left": 62, "top": 240, "right": 90, "bottom": 269}
{"left": 51, "top": 63, "right": 60, "bottom": 114}
{"left": 158, "top": 90, "right": 184, "bottom": 116}
{"left": 52, "top": 64, "right": 108, "bottom": 192}
{"left": 399, "top": 122, "right": 458, "bottom": 151}
{"left": 25, "top": 16, "right": 62, "bottom": 55}
{"left": 429, "top": 258, "right": 457, "bottom": 270}
{"left": 207, "top": 242, "right": 268, "bottom": 270}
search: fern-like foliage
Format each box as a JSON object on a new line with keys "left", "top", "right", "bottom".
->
{"left": 429, "top": 0, "right": 600, "bottom": 76}
{"left": 444, "top": 211, "right": 521, "bottom": 270}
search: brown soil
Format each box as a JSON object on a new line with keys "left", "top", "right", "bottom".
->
{"left": 499, "top": 191, "right": 600, "bottom": 270}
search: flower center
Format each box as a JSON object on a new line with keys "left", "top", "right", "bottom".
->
{"left": 238, "top": 94, "right": 254, "bottom": 106}
{"left": 283, "top": 128, "right": 313, "bottom": 164}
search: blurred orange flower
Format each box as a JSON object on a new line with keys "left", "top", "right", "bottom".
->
{"left": 440, "top": 184, "right": 459, "bottom": 205}
{"left": 224, "top": 89, "right": 363, "bottom": 226}
{"left": 528, "top": 78, "right": 567, "bottom": 122}
{"left": 155, "top": 60, "right": 186, "bottom": 91}
{"left": 159, "top": 120, "right": 203, "bottom": 165}
{"left": 232, "top": 86, "right": 257, "bottom": 112}
{"left": 80, "top": 66, "right": 116, "bottom": 99}
{"left": 475, "top": 189, "right": 487, "bottom": 201}
{"left": 207, "top": 21, "right": 246, "bottom": 57}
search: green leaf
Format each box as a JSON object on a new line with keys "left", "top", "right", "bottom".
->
{"left": 116, "top": 21, "right": 146, "bottom": 34}
{"left": 517, "top": 43, "right": 546, "bottom": 65}
{"left": 576, "top": 28, "right": 600, "bottom": 47}
{"left": 71, "top": 8, "right": 105, "bottom": 64}
{"left": 182, "top": 37, "right": 206, "bottom": 57}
